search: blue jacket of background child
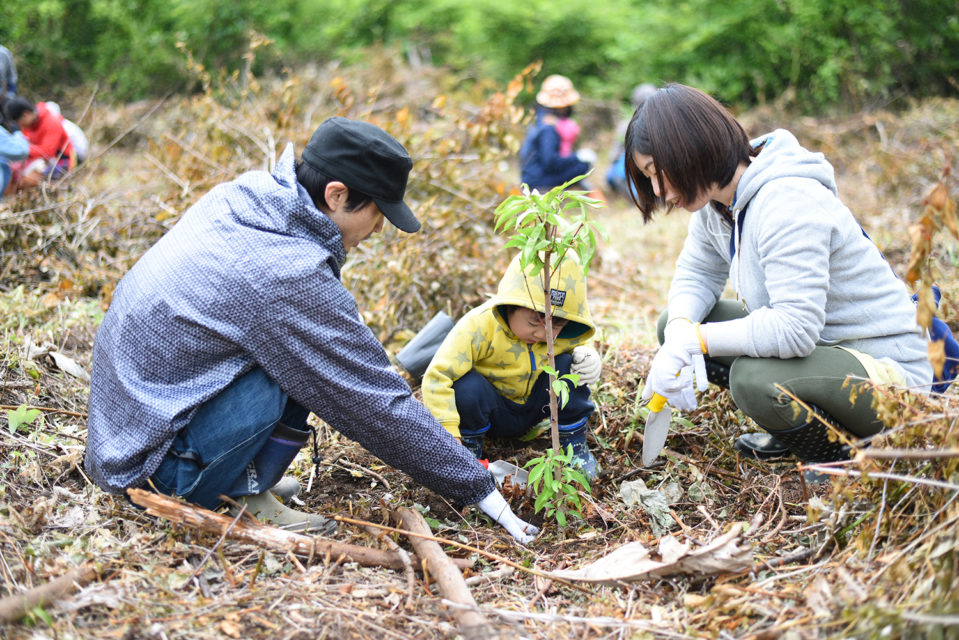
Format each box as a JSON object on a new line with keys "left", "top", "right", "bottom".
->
{"left": 519, "top": 107, "right": 590, "bottom": 190}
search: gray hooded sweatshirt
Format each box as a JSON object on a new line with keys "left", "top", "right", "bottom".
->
{"left": 667, "top": 129, "right": 932, "bottom": 387}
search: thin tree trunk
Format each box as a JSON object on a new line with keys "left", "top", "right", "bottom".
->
{"left": 541, "top": 247, "right": 567, "bottom": 537}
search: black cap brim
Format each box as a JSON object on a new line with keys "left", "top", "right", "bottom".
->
{"left": 377, "top": 198, "right": 421, "bottom": 233}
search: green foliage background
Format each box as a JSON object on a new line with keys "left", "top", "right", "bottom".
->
{"left": 2, "top": 0, "right": 957, "bottom": 111}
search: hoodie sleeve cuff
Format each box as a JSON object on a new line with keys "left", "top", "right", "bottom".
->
{"left": 441, "top": 421, "right": 461, "bottom": 439}
{"left": 700, "top": 319, "right": 749, "bottom": 357}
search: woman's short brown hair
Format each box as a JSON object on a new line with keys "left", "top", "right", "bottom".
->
{"left": 624, "top": 84, "right": 751, "bottom": 222}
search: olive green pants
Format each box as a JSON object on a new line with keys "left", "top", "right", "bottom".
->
{"left": 657, "top": 301, "right": 884, "bottom": 438}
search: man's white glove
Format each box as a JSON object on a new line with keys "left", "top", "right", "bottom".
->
{"left": 570, "top": 346, "right": 602, "bottom": 386}
{"left": 575, "top": 148, "right": 598, "bottom": 165}
{"left": 476, "top": 489, "right": 539, "bottom": 544}
{"left": 642, "top": 319, "right": 708, "bottom": 411}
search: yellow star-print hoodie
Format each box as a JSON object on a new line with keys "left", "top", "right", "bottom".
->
{"left": 422, "top": 253, "right": 596, "bottom": 438}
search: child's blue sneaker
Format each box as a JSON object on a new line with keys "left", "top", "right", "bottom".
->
{"left": 558, "top": 423, "right": 598, "bottom": 480}
{"left": 460, "top": 435, "right": 484, "bottom": 460}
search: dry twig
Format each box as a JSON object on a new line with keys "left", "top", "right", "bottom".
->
{"left": 0, "top": 564, "right": 99, "bottom": 623}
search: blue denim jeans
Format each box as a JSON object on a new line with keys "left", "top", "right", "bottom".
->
{"left": 455, "top": 352, "right": 594, "bottom": 439}
{"left": 149, "top": 367, "right": 308, "bottom": 509}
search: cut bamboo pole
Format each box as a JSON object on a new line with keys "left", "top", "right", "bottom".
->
{"left": 392, "top": 507, "right": 494, "bottom": 638}
{"left": 129, "top": 488, "right": 416, "bottom": 571}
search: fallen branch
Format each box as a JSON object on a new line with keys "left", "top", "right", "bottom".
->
{"left": 440, "top": 599, "right": 682, "bottom": 635}
{"left": 759, "top": 547, "right": 817, "bottom": 569}
{"left": 855, "top": 448, "right": 959, "bottom": 461}
{"left": 337, "top": 458, "right": 392, "bottom": 490}
{"left": 129, "top": 489, "right": 421, "bottom": 571}
{"left": 0, "top": 564, "right": 98, "bottom": 624}
{"left": 801, "top": 465, "right": 959, "bottom": 492}
{"left": 464, "top": 566, "right": 514, "bottom": 587}
{"left": 392, "top": 507, "right": 494, "bottom": 638}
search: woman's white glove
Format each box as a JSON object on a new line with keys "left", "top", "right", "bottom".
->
{"left": 642, "top": 365, "right": 699, "bottom": 411}
{"left": 642, "top": 319, "right": 708, "bottom": 411}
{"left": 476, "top": 489, "right": 539, "bottom": 544}
{"left": 570, "top": 346, "right": 602, "bottom": 386}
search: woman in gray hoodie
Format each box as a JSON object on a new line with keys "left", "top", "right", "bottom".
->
{"left": 624, "top": 83, "right": 932, "bottom": 463}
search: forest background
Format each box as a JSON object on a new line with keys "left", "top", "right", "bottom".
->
{"left": 1, "top": 1, "right": 959, "bottom": 639}
{"left": 3, "top": 0, "right": 958, "bottom": 110}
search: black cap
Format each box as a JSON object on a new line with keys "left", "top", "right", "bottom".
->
{"left": 302, "top": 117, "right": 420, "bottom": 233}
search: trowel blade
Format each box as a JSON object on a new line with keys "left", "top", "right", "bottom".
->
{"left": 642, "top": 406, "right": 671, "bottom": 466}
{"left": 487, "top": 460, "right": 529, "bottom": 488}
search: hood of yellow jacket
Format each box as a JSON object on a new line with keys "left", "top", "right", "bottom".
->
{"left": 490, "top": 253, "right": 595, "bottom": 343}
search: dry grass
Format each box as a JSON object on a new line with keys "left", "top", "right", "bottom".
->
{"left": 1, "top": 58, "right": 957, "bottom": 639}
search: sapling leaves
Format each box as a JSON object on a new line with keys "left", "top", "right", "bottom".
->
{"left": 494, "top": 177, "right": 605, "bottom": 532}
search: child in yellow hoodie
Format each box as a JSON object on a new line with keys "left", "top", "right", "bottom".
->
{"left": 422, "top": 253, "right": 602, "bottom": 478}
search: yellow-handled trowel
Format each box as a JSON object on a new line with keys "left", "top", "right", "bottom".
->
{"left": 642, "top": 393, "right": 671, "bottom": 466}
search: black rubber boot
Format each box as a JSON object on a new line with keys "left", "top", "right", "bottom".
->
{"left": 558, "top": 420, "right": 599, "bottom": 480}
{"left": 760, "top": 407, "right": 851, "bottom": 463}
{"left": 228, "top": 422, "right": 308, "bottom": 497}
{"left": 734, "top": 432, "right": 791, "bottom": 459}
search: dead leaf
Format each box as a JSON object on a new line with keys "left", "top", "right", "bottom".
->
{"left": 58, "top": 278, "right": 76, "bottom": 295}
{"left": 25, "top": 337, "right": 54, "bottom": 361}
{"left": 8, "top": 497, "right": 56, "bottom": 534}
{"left": 929, "top": 339, "right": 946, "bottom": 378}
{"left": 620, "top": 479, "right": 677, "bottom": 536}
{"left": 42, "top": 292, "right": 63, "bottom": 308}
{"left": 51, "top": 504, "right": 87, "bottom": 530}
{"left": 548, "top": 525, "right": 753, "bottom": 585}
{"left": 804, "top": 576, "right": 834, "bottom": 618}
{"left": 220, "top": 620, "right": 242, "bottom": 638}
{"left": 50, "top": 351, "right": 90, "bottom": 380}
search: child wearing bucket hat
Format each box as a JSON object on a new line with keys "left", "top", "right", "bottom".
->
{"left": 538, "top": 75, "right": 581, "bottom": 158}
{"left": 519, "top": 75, "right": 597, "bottom": 192}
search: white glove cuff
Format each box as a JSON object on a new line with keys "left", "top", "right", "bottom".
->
{"left": 664, "top": 316, "right": 692, "bottom": 343}
{"left": 476, "top": 489, "right": 509, "bottom": 520}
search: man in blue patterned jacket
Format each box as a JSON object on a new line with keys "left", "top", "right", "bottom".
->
{"left": 85, "top": 117, "right": 538, "bottom": 543}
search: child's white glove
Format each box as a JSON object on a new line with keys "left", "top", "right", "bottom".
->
{"left": 476, "top": 489, "right": 539, "bottom": 544}
{"left": 570, "top": 346, "right": 602, "bottom": 386}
